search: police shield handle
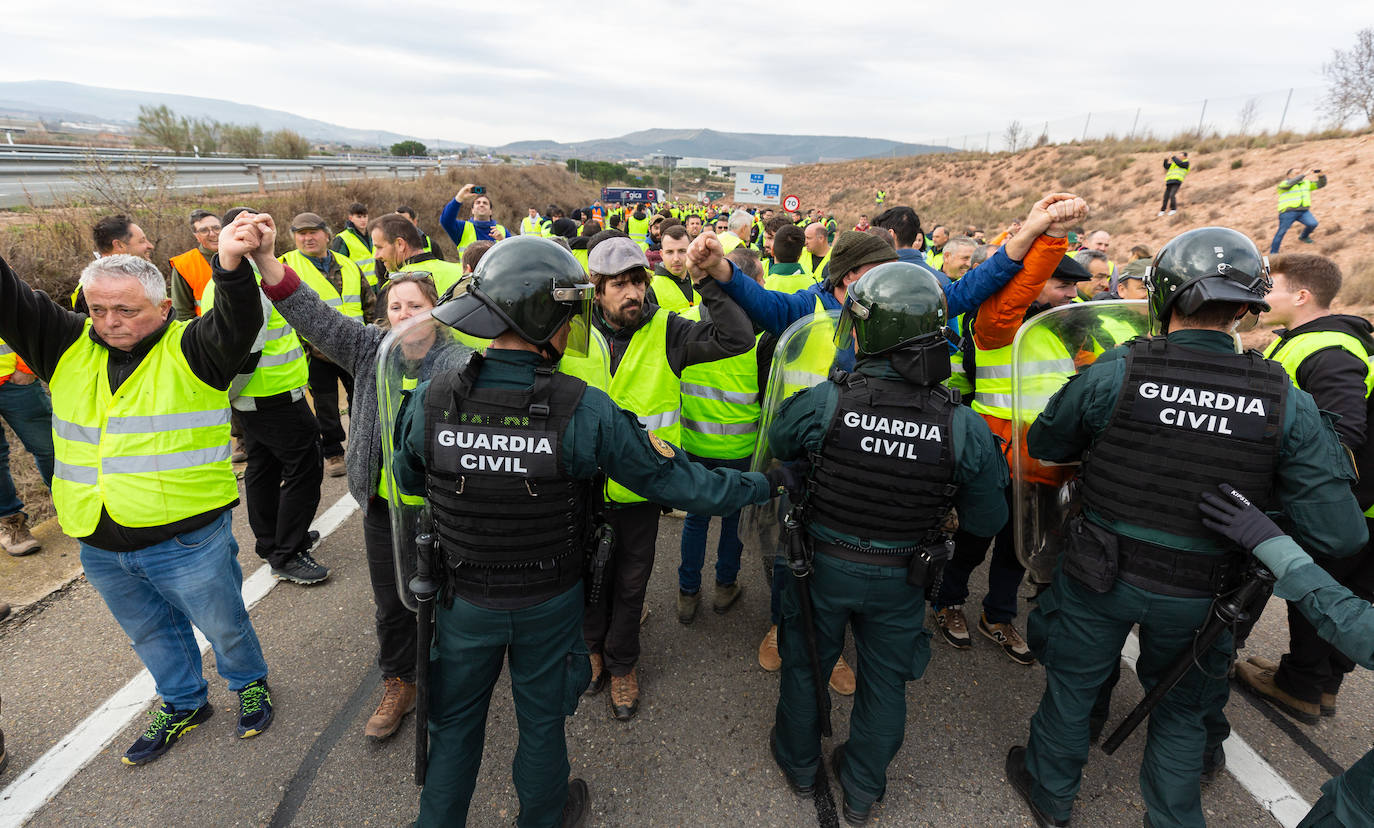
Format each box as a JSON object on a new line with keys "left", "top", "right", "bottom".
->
{"left": 687, "top": 231, "right": 732, "bottom": 282}
{"left": 410, "top": 531, "right": 439, "bottom": 786}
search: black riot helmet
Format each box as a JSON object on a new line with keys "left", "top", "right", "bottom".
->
{"left": 1145, "top": 227, "right": 1271, "bottom": 335}
{"left": 433, "top": 236, "right": 594, "bottom": 359}
{"left": 836, "top": 261, "right": 953, "bottom": 385}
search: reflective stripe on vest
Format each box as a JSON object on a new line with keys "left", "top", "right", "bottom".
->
{"left": 971, "top": 330, "right": 1075, "bottom": 421}
{"left": 677, "top": 305, "right": 761, "bottom": 459}
{"left": 379, "top": 376, "right": 424, "bottom": 506}
{"left": 649, "top": 273, "right": 699, "bottom": 312}
{"left": 169, "top": 249, "right": 213, "bottom": 315}
{"left": 1165, "top": 162, "right": 1189, "bottom": 183}
{"left": 281, "top": 249, "right": 365, "bottom": 321}
{"left": 627, "top": 215, "right": 651, "bottom": 243}
{"left": 336, "top": 227, "right": 377, "bottom": 284}
{"left": 521, "top": 216, "right": 543, "bottom": 236}
{"left": 605, "top": 311, "right": 681, "bottom": 503}
{"left": 48, "top": 320, "right": 237, "bottom": 536}
{"left": 201, "top": 273, "right": 309, "bottom": 397}
{"left": 1276, "top": 180, "right": 1314, "bottom": 212}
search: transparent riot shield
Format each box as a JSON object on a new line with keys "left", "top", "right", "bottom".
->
{"left": 739, "top": 309, "right": 842, "bottom": 579}
{"left": 1011, "top": 300, "right": 1148, "bottom": 587}
{"left": 377, "top": 310, "right": 476, "bottom": 610}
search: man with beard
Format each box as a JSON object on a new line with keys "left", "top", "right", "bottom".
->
{"left": 583, "top": 236, "right": 755, "bottom": 721}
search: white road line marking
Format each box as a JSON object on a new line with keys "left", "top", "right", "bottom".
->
{"left": 0, "top": 494, "right": 359, "bottom": 827}
{"left": 1122, "top": 631, "right": 1311, "bottom": 827}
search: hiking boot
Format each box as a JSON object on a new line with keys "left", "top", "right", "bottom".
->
{"left": 324, "top": 455, "right": 346, "bottom": 478}
{"left": 1200, "top": 744, "right": 1226, "bottom": 786}
{"left": 231, "top": 437, "right": 248, "bottom": 463}
{"left": 272, "top": 550, "right": 329, "bottom": 585}
{"left": 677, "top": 590, "right": 700, "bottom": 625}
{"left": 609, "top": 669, "right": 640, "bottom": 721}
{"left": 1321, "top": 692, "right": 1337, "bottom": 717}
{"left": 758, "top": 625, "right": 781, "bottom": 672}
{"left": 979, "top": 614, "right": 1034, "bottom": 665}
{"left": 237, "top": 679, "right": 273, "bottom": 738}
{"left": 1299, "top": 236, "right": 1315, "bottom": 244}
{"left": 561, "top": 777, "right": 590, "bottom": 828}
{"left": 585, "top": 653, "right": 608, "bottom": 696}
{"left": 365, "top": 677, "right": 416, "bottom": 741}
{"left": 935, "top": 606, "right": 971, "bottom": 649}
{"left": 1236, "top": 660, "right": 1320, "bottom": 724}
{"left": 0, "top": 513, "right": 40, "bottom": 556}
{"left": 122, "top": 702, "right": 213, "bottom": 765}
{"left": 1006, "top": 746, "right": 1070, "bottom": 827}
{"left": 712, "top": 581, "right": 742, "bottom": 614}
{"left": 829, "top": 655, "right": 856, "bottom": 696}
{"left": 769, "top": 726, "right": 813, "bottom": 796}
{"left": 832, "top": 742, "right": 882, "bottom": 826}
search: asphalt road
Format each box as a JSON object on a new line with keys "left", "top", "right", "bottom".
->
{"left": 0, "top": 473, "right": 1368, "bottom": 827}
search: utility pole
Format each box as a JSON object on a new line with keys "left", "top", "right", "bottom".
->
{"left": 1128, "top": 108, "right": 1140, "bottom": 140}
{"left": 1278, "top": 88, "right": 1294, "bottom": 133}
{"left": 1196, "top": 99, "right": 1208, "bottom": 137}
{"left": 1082, "top": 113, "right": 1092, "bottom": 141}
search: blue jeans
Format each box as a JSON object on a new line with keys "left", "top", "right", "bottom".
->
{"left": 79, "top": 511, "right": 268, "bottom": 711}
{"left": 0, "top": 379, "right": 55, "bottom": 517}
{"left": 677, "top": 454, "right": 748, "bottom": 593}
{"left": 1271, "top": 209, "right": 1318, "bottom": 253}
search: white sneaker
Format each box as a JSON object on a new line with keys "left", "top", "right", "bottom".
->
{"left": 1157, "top": 211, "right": 1165, "bottom": 217}
{"left": 1168, "top": 210, "right": 1177, "bottom": 215}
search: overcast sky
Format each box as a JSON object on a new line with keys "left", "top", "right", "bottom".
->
{"left": 5, "top": 1, "right": 1371, "bottom": 147}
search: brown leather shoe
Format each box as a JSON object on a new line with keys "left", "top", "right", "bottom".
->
{"left": 609, "top": 669, "right": 640, "bottom": 721}
{"left": 758, "top": 625, "right": 781, "bottom": 672}
{"left": 364, "top": 677, "right": 417, "bottom": 741}
{"left": 829, "top": 655, "right": 856, "bottom": 696}
{"left": 324, "top": 455, "right": 347, "bottom": 478}
{"left": 1321, "top": 692, "right": 1337, "bottom": 717}
{"left": 0, "top": 513, "right": 40, "bottom": 557}
{"left": 585, "top": 653, "right": 608, "bottom": 696}
{"left": 1236, "top": 659, "right": 1320, "bottom": 724}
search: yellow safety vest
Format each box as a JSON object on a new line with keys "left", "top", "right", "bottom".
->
{"left": 558, "top": 328, "right": 612, "bottom": 391}
{"left": 678, "top": 306, "right": 761, "bottom": 460}
{"left": 649, "top": 273, "right": 699, "bottom": 312}
{"left": 971, "top": 324, "right": 1075, "bottom": 422}
{"left": 399, "top": 259, "right": 466, "bottom": 298}
{"left": 335, "top": 227, "right": 377, "bottom": 286}
{"left": 627, "top": 214, "right": 652, "bottom": 243}
{"left": 521, "top": 216, "right": 543, "bottom": 236}
{"left": 780, "top": 296, "right": 838, "bottom": 400}
{"left": 719, "top": 231, "right": 747, "bottom": 254}
{"left": 456, "top": 222, "right": 509, "bottom": 256}
{"left": 0, "top": 338, "right": 16, "bottom": 379}
{"left": 1165, "top": 161, "right": 1188, "bottom": 183}
{"left": 798, "top": 249, "right": 831, "bottom": 279}
{"left": 49, "top": 321, "right": 237, "bottom": 537}
{"left": 926, "top": 249, "right": 944, "bottom": 273}
{"left": 605, "top": 311, "right": 681, "bottom": 503}
{"left": 379, "top": 376, "right": 424, "bottom": 506}
{"left": 1277, "top": 179, "right": 1316, "bottom": 212}
{"left": 280, "top": 249, "right": 366, "bottom": 321}
{"left": 201, "top": 276, "right": 309, "bottom": 398}
{"left": 764, "top": 264, "right": 821, "bottom": 294}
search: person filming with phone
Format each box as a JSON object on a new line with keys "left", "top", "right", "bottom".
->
{"left": 439, "top": 183, "right": 511, "bottom": 260}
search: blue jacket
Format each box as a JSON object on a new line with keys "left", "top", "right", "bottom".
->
{"left": 718, "top": 245, "right": 1021, "bottom": 338}
{"left": 438, "top": 200, "right": 508, "bottom": 247}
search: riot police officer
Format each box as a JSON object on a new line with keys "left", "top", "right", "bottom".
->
{"left": 1006, "top": 227, "right": 1368, "bottom": 828}
{"left": 766, "top": 262, "right": 1010, "bottom": 825}
{"left": 388, "top": 236, "right": 783, "bottom": 828}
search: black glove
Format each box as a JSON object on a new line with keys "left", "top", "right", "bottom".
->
{"left": 764, "top": 459, "right": 809, "bottom": 500}
{"left": 1198, "top": 483, "right": 1284, "bottom": 552}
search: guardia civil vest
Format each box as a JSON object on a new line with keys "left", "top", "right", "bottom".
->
{"left": 1080, "top": 338, "right": 1287, "bottom": 539}
{"left": 335, "top": 227, "right": 377, "bottom": 286}
{"left": 521, "top": 216, "right": 543, "bottom": 236}
{"left": 423, "top": 357, "right": 591, "bottom": 575}
{"left": 280, "top": 249, "right": 366, "bottom": 321}
{"left": 0, "top": 338, "right": 16, "bottom": 380}
{"left": 605, "top": 310, "right": 681, "bottom": 503}
{"left": 1264, "top": 329, "right": 1374, "bottom": 517}
{"left": 399, "top": 258, "right": 466, "bottom": 298}
{"left": 169, "top": 249, "right": 213, "bottom": 315}
{"left": 49, "top": 321, "right": 237, "bottom": 537}
{"left": 1165, "top": 160, "right": 1189, "bottom": 183}
{"left": 1277, "top": 179, "right": 1316, "bottom": 212}
{"left": 201, "top": 276, "right": 309, "bottom": 398}
{"left": 807, "top": 373, "right": 957, "bottom": 543}
{"left": 649, "top": 273, "right": 699, "bottom": 312}
{"left": 678, "top": 305, "right": 761, "bottom": 460}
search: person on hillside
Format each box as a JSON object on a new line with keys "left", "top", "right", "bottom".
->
{"left": 330, "top": 202, "right": 377, "bottom": 287}
{"left": 170, "top": 210, "right": 221, "bottom": 321}
{"left": 439, "top": 184, "right": 510, "bottom": 258}
{"left": 0, "top": 215, "right": 275, "bottom": 766}
{"left": 1159, "top": 151, "right": 1189, "bottom": 216}
{"left": 853, "top": 215, "right": 870, "bottom": 232}
{"left": 1271, "top": 166, "right": 1327, "bottom": 253}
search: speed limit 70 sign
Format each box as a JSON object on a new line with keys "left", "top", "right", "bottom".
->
{"left": 782, "top": 194, "right": 800, "bottom": 212}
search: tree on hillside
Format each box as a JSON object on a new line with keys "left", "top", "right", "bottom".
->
{"left": 1323, "top": 28, "right": 1374, "bottom": 126}
{"left": 1003, "top": 120, "right": 1025, "bottom": 152}
{"left": 391, "top": 140, "right": 427, "bottom": 156}
{"left": 136, "top": 105, "right": 191, "bottom": 154}
{"left": 267, "top": 129, "right": 311, "bottom": 159}
{"left": 223, "top": 124, "right": 265, "bottom": 158}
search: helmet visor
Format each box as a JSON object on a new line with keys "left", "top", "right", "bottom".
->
{"left": 832, "top": 299, "right": 867, "bottom": 353}
{"left": 553, "top": 283, "right": 594, "bottom": 358}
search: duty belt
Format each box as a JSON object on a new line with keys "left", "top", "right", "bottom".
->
{"left": 1116, "top": 536, "right": 1244, "bottom": 599}
{"left": 813, "top": 539, "right": 919, "bottom": 567}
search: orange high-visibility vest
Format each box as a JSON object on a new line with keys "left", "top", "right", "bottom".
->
{"left": 169, "top": 249, "right": 213, "bottom": 315}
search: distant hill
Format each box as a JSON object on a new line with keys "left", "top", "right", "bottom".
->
{"left": 0, "top": 80, "right": 465, "bottom": 149}
{"left": 491, "top": 128, "right": 950, "bottom": 164}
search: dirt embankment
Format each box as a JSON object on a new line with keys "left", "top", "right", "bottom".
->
{"left": 781, "top": 132, "right": 1374, "bottom": 298}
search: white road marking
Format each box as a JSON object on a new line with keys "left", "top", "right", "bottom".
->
{"left": 1121, "top": 631, "right": 1311, "bottom": 827}
{"left": 0, "top": 494, "right": 359, "bottom": 827}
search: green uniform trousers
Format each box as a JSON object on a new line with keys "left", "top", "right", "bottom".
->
{"left": 774, "top": 551, "right": 932, "bottom": 811}
{"left": 416, "top": 584, "right": 591, "bottom": 828}
{"left": 1025, "top": 571, "right": 1232, "bottom": 828}
{"left": 1298, "top": 749, "right": 1374, "bottom": 827}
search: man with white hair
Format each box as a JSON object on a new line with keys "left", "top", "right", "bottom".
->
{"left": 0, "top": 213, "right": 275, "bottom": 766}
{"left": 718, "top": 210, "right": 755, "bottom": 254}
{"left": 940, "top": 237, "right": 978, "bottom": 280}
